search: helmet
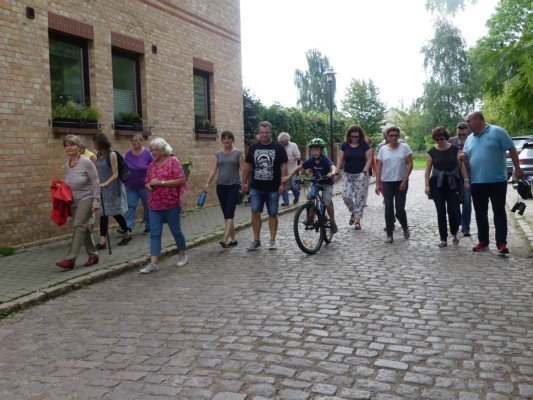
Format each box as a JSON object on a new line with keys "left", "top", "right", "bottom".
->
{"left": 308, "top": 138, "right": 326, "bottom": 149}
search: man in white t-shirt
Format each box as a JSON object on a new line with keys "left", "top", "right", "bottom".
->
{"left": 278, "top": 132, "right": 301, "bottom": 205}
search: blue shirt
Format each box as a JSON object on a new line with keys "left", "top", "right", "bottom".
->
{"left": 302, "top": 156, "right": 334, "bottom": 185}
{"left": 463, "top": 124, "right": 515, "bottom": 184}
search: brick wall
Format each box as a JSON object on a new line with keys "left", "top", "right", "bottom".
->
{"left": 0, "top": 0, "right": 243, "bottom": 247}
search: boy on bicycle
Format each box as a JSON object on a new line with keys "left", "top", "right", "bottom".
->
{"left": 282, "top": 138, "right": 337, "bottom": 233}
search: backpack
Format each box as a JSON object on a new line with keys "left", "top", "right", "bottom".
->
{"left": 105, "top": 148, "right": 130, "bottom": 182}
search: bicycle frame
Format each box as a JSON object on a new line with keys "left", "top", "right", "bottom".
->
{"left": 293, "top": 176, "right": 334, "bottom": 254}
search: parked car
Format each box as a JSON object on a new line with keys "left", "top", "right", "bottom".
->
{"left": 507, "top": 136, "right": 533, "bottom": 179}
{"left": 511, "top": 141, "right": 533, "bottom": 190}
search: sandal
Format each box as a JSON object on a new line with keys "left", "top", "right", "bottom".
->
{"left": 354, "top": 222, "right": 361, "bottom": 230}
{"left": 349, "top": 215, "right": 355, "bottom": 225}
{"left": 438, "top": 241, "right": 447, "bottom": 248}
{"left": 452, "top": 235, "right": 459, "bottom": 245}
{"left": 219, "top": 240, "right": 227, "bottom": 248}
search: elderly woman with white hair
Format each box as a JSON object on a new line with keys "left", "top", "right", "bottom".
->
{"left": 140, "top": 138, "right": 188, "bottom": 273}
{"left": 278, "top": 131, "right": 301, "bottom": 206}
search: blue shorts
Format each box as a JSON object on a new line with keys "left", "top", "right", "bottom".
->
{"left": 249, "top": 188, "right": 280, "bottom": 215}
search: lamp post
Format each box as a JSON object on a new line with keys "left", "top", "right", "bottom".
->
{"left": 323, "top": 67, "right": 336, "bottom": 163}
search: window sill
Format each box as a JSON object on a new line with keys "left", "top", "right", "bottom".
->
{"left": 195, "top": 128, "right": 218, "bottom": 140}
{"left": 114, "top": 129, "right": 152, "bottom": 138}
{"left": 52, "top": 127, "right": 103, "bottom": 136}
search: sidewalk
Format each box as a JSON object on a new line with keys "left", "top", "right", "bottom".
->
{"left": 1, "top": 178, "right": 532, "bottom": 316}
{"left": 0, "top": 182, "right": 342, "bottom": 316}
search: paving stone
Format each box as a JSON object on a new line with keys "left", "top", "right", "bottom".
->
{"left": 1, "top": 171, "right": 532, "bottom": 399}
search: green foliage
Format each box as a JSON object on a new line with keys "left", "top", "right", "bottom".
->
{"left": 392, "top": 101, "right": 429, "bottom": 151}
{"left": 419, "top": 18, "right": 479, "bottom": 132}
{"left": 243, "top": 87, "right": 264, "bottom": 145}
{"left": 470, "top": 0, "right": 533, "bottom": 129}
{"left": 425, "top": 0, "right": 471, "bottom": 15}
{"left": 120, "top": 111, "right": 143, "bottom": 124}
{"left": 341, "top": 78, "right": 387, "bottom": 137}
{"left": 81, "top": 105, "right": 101, "bottom": 121}
{"left": 52, "top": 100, "right": 81, "bottom": 119}
{"left": 294, "top": 49, "right": 336, "bottom": 112}
{"left": 194, "top": 117, "right": 213, "bottom": 129}
{"left": 0, "top": 247, "right": 16, "bottom": 256}
{"left": 52, "top": 100, "right": 102, "bottom": 121}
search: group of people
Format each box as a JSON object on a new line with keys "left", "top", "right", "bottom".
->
{"left": 55, "top": 134, "right": 188, "bottom": 273}
{"left": 55, "top": 110, "right": 523, "bottom": 273}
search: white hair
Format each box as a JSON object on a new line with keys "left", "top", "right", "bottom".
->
{"left": 278, "top": 132, "right": 290, "bottom": 141}
{"left": 150, "top": 137, "right": 173, "bottom": 156}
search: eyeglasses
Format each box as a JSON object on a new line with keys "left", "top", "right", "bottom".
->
{"left": 436, "top": 137, "right": 447, "bottom": 142}
{"left": 351, "top": 135, "right": 360, "bottom": 139}
{"left": 388, "top": 134, "right": 399, "bottom": 138}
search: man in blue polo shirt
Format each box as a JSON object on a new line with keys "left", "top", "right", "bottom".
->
{"left": 463, "top": 111, "right": 523, "bottom": 254}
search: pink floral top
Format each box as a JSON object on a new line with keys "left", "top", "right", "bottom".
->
{"left": 145, "top": 157, "right": 187, "bottom": 210}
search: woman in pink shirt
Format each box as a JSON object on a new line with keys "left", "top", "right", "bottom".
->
{"left": 140, "top": 138, "right": 188, "bottom": 273}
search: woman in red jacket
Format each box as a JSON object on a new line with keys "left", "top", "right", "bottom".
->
{"left": 55, "top": 135, "right": 101, "bottom": 269}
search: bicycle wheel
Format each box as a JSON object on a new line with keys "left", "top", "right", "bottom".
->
{"left": 322, "top": 212, "right": 334, "bottom": 244}
{"left": 293, "top": 203, "right": 324, "bottom": 255}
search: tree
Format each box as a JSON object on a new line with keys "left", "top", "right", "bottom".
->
{"left": 393, "top": 100, "right": 428, "bottom": 151}
{"left": 419, "top": 18, "right": 479, "bottom": 132}
{"left": 341, "top": 78, "right": 386, "bottom": 137}
{"left": 469, "top": 0, "right": 533, "bottom": 130}
{"left": 294, "top": 49, "right": 335, "bottom": 112}
{"left": 243, "top": 87, "right": 264, "bottom": 145}
{"left": 425, "top": 0, "right": 474, "bottom": 15}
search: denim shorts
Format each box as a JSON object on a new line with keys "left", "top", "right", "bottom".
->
{"left": 316, "top": 184, "right": 333, "bottom": 205}
{"left": 249, "top": 188, "right": 280, "bottom": 215}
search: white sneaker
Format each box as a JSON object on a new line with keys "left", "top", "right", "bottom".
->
{"left": 268, "top": 240, "right": 277, "bottom": 250}
{"left": 140, "top": 263, "right": 158, "bottom": 274}
{"left": 176, "top": 255, "right": 188, "bottom": 267}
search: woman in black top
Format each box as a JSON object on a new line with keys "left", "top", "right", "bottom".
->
{"left": 424, "top": 126, "right": 470, "bottom": 247}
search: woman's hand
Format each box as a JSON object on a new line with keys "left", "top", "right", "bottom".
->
{"left": 425, "top": 185, "right": 431, "bottom": 196}
{"left": 281, "top": 175, "right": 290, "bottom": 183}
{"left": 203, "top": 183, "right": 209, "bottom": 191}
{"left": 464, "top": 181, "right": 470, "bottom": 190}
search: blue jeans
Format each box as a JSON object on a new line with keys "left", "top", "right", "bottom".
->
{"left": 381, "top": 181, "right": 409, "bottom": 237}
{"left": 460, "top": 184, "right": 472, "bottom": 233}
{"left": 249, "top": 188, "right": 280, "bottom": 215}
{"left": 430, "top": 177, "right": 461, "bottom": 241}
{"left": 126, "top": 187, "right": 149, "bottom": 231}
{"left": 471, "top": 182, "right": 508, "bottom": 244}
{"left": 149, "top": 205, "right": 187, "bottom": 256}
{"left": 282, "top": 174, "right": 300, "bottom": 203}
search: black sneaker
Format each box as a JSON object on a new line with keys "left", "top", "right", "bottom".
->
{"left": 143, "top": 229, "right": 151, "bottom": 234}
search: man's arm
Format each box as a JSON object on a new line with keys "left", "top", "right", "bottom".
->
{"left": 509, "top": 147, "right": 524, "bottom": 180}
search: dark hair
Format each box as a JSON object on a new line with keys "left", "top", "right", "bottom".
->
{"left": 386, "top": 126, "right": 400, "bottom": 135}
{"left": 221, "top": 130, "right": 235, "bottom": 141}
{"left": 456, "top": 122, "right": 468, "bottom": 130}
{"left": 345, "top": 125, "right": 366, "bottom": 144}
{"left": 93, "top": 133, "right": 111, "bottom": 150}
{"left": 431, "top": 126, "right": 450, "bottom": 141}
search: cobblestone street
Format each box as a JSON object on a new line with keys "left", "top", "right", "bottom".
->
{"left": 0, "top": 171, "right": 532, "bottom": 400}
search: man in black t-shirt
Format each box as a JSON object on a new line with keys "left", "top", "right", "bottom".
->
{"left": 242, "top": 121, "right": 288, "bottom": 251}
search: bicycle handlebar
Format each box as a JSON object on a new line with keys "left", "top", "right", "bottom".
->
{"left": 295, "top": 176, "right": 331, "bottom": 185}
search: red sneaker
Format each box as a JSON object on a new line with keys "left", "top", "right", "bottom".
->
{"left": 55, "top": 259, "right": 75, "bottom": 270}
{"left": 472, "top": 242, "right": 489, "bottom": 252}
{"left": 496, "top": 243, "right": 509, "bottom": 255}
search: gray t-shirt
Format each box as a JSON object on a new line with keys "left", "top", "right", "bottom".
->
{"left": 377, "top": 142, "right": 412, "bottom": 182}
{"left": 216, "top": 149, "right": 242, "bottom": 186}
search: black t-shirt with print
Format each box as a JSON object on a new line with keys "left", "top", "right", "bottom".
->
{"left": 246, "top": 141, "right": 288, "bottom": 192}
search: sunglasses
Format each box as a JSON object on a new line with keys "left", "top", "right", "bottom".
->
{"left": 351, "top": 135, "right": 360, "bottom": 139}
{"left": 436, "top": 137, "right": 447, "bottom": 142}
{"left": 388, "top": 134, "right": 399, "bottom": 138}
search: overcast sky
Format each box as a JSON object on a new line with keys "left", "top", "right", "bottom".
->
{"left": 240, "top": 0, "right": 499, "bottom": 110}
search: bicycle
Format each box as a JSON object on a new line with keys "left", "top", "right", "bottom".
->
{"left": 293, "top": 176, "right": 334, "bottom": 255}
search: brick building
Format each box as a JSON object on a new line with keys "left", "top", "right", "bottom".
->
{"left": 1, "top": 0, "right": 243, "bottom": 247}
